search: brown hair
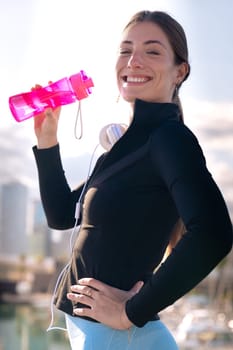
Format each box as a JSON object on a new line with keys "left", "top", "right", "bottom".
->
{"left": 124, "top": 11, "right": 190, "bottom": 254}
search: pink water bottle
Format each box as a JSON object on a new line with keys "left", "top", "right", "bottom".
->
{"left": 9, "top": 70, "right": 94, "bottom": 122}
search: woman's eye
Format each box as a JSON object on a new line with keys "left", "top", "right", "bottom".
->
{"left": 147, "top": 50, "right": 160, "bottom": 55}
{"left": 119, "top": 49, "right": 131, "bottom": 55}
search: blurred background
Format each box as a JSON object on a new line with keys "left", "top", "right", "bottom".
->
{"left": 0, "top": 0, "right": 232, "bottom": 349}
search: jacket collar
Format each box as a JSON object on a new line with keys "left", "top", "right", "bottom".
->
{"left": 130, "top": 99, "right": 180, "bottom": 131}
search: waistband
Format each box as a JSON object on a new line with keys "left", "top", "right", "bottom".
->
{"left": 72, "top": 313, "right": 160, "bottom": 323}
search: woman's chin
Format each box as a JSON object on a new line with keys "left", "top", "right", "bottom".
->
{"left": 121, "top": 94, "right": 140, "bottom": 104}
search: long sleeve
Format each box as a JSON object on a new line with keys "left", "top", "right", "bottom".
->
{"left": 33, "top": 144, "right": 84, "bottom": 229}
{"left": 126, "top": 121, "right": 233, "bottom": 327}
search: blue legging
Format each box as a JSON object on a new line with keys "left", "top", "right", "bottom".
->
{"left": 65, "top": 314, "right": 179, "bottom": 350}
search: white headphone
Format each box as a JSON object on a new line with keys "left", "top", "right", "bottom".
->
{"left": 99, "top": 123, "right": 128, "bottom": 151}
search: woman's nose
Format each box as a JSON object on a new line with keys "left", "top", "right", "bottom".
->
{"left": 127, "top": 53, "right": 144, "bottom": 68}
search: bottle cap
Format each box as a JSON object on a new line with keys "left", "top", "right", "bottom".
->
{"left": 70, "top": 70, "right": 94, "bottom": 100}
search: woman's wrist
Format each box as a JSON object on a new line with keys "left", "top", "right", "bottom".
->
{"left": 37, "top": 137, "right": 58, "bottom": 149}
{"left": 121, "top": 307, "right": 133, "bottom": 329}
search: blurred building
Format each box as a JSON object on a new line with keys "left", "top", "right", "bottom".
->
{"left": 0, "top": 181, "right": 70, "bottom": 260}
{"left": 30, "top": 199, "right": 52, "bottom": 257}
{"left": 0, "top": 182, "right": 30, "bottom": 257}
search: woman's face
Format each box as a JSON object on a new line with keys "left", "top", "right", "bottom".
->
{"left": 115, "top": 21, "right": 186, "bottom": 104}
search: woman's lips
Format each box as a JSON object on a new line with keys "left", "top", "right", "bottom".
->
{"left": 122, "top": 75, "right": 152, "bottom": 83}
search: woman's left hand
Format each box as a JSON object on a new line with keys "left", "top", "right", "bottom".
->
{"left": 67, "top": 278, "right": 143, "bottom": 330}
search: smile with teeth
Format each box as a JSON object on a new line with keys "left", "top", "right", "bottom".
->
{"left": 123, "top": 76, "right": 151, "bottom": 83}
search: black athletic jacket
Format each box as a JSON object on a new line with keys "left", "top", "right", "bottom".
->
{"left": 33, "top": 99, "right": 233, "bottom": 327}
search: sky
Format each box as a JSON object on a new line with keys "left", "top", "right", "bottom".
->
{"left": 0, "top": 0, "right": 233, "bottom": 216}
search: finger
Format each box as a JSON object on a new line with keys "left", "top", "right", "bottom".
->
{"left": 67, "top": 292, "right": 94, "bottom": 306}
{"left": 73, "top": 306, "right": 92, "bottom": 318}
{"left": 53, "top": 106, "right": 61, "bottom": 118}
{"left": 44, "top": 106, "right": 61, "bottom": 120}
{"left": 54, "top": 106, "right": 61, "bottom": 113}
{"left": 77, "top": 278, "right": 104, "bottom": 292}
{"left": 31, "top": 84, "right": 42, "bottom": 91}
{"left": 44, "top": 108, "right": 53, "bottom": 117}
{"left": 34, "top": 111, "right": 46, "bottom": 128}
{"left": 129, "top": 281, "right": 144, "bottom": 296}
{"left": 70, "top": 284, "right": 97, "bottom": 298}
{"left": 77, "top": 278, "right": 123, "bottom": 297}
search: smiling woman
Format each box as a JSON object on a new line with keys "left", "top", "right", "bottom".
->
{"left": 31, "top": 9, "right": 232, "bottom": 350}
{"left": 115, "top": 19, "right": 189, "bottom": 104}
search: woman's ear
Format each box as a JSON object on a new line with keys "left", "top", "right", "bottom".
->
{"left": 176, "top": 62, "right": 190, "bottom": 85}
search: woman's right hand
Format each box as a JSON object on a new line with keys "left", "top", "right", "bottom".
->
{"left": 32, "top": 84, "right": 61, "bottom": 149}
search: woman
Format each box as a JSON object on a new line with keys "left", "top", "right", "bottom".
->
{"left": 33, "top": 10, "right": 233, "bottom": 349}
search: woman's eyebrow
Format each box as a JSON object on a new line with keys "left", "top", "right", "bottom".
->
{"left": 121, "top": 40, "right": 133, "bottom": 45}
{"left": 144, "top": 40, "right": 165, "bottom": 47}
{"left": 121, "top": 39, "right": 165, "bottom": 47}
